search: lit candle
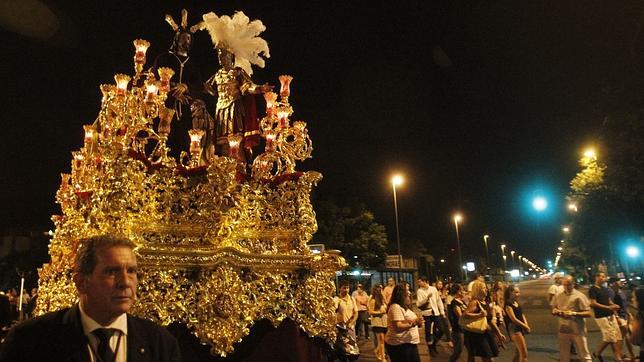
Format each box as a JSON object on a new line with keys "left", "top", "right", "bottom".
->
{"left": 265, "top": 130, "right": 276, "bottom": 151}
{"left": 72, "top": 151, "right": 84, "bottom": 169}
{"left": 227, "top": 134, "right": 243, "bottom": 160}
{"left": 263, "top": 92, "right": 277, "bottom": 115}
{"left": 157, "top": 67, "right": 175, "bottom": 94}
{"left": 84, "top": 125, "right": 95, "bottom": 144}
{"left": 133, "top": 39, "right": 150, "bottom": 63}
{"left": 279, "top": 75, "right": 293, "bottom": 98}
{"left": 145, "top": 80, "right": 158, "bottom": 102}
{"left": 83, "top": 125, "right": 96, "bottom": 153}
{"left": 188, "top": 129, "right": 204, "bottom": 154}
{"left": 114, "top": 74, "right": 131, "bottom": 96}
{"left": 277, "top": 109, "right": 289, "bottom": 128}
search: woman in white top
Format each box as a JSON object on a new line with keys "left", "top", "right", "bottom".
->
{"left": 384, "top": 285, "right": 423, "bottom": 362}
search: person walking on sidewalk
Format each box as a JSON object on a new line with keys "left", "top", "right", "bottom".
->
{"left": 333, "top": 280, "right": 359, "bottom": 362}
{"left": 352, "top": 283, "right": 370, "bottom": 340}
{"left": 609, "top": 278, "right": 636, "bottom": 361}
{"left": 463, "top": 280, "right": 504, "bottom": 362}
{"left": 504, "top": 285, "right": 531, "bottom": 362}
{"left": 416, "top": 276, "right": 446, "bottom": 357}
{"left": 589, "top": 272, "right": 623, "bottom": 361}
{"left": 551, "top": 275, "right": 592, "bottom": 362}
{"left": 447, "top": 283, "right": 466, "bottom": 362}
{"left": 385, "top": 285, "right": 423, "bottom": 362}
{"left": 383, "top": 277, "right": 396, "bottom": 305}
{"left": 369, "top": 284, "right": 388, "bottom": 361}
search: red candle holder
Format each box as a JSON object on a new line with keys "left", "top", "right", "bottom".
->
{"left": 133, "top": 39, "right": 150, "bottom": 73}
{"left": 263, "top": 92, "right": 277, "bottom": 115}
{"left": 157, "top": 67, "right": 175, "bottom": 94}
{"left": 114, "top": 74, "right": 131, "bottom": 96}
{"left": 279, "top": 75, "right": 293, "bottom": 99}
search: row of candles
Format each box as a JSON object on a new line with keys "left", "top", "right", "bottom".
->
{"left": 68, "top": 39, "right": 300, "bottom": 183}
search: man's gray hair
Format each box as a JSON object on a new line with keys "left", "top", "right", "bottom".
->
{"left": 74, "top": 235, "right": 136, "bottom": 275}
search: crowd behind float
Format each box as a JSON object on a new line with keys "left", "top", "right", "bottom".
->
{"left": 331, "top": 272, "right": 644, "bottom": 362}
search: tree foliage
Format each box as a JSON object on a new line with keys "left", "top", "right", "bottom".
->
{"left": 312, "top": 199, "right": 389, "bottom": 268}
{"left": 569, "top": 158, "right": 605, "bottom": 195}
{"left": 567, "top": 113, "right": 644, "bottom": 264}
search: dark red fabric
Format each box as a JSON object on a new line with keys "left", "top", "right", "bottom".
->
{"left": 243, "top": 94, "right": 261, "bottom": 149}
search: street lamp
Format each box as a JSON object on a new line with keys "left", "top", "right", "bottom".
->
{"left": 453, "top": 213, "right": 465, "bottom": 282}
{"left": 510, "top": 250, "right": 516, "bottom": 268}
{"left": 627, "top": 246, "right": 640, "bottom": 258}
{"left": 532, "top": 196, "right": 548, "bottom": 212}
{"left": 391, "top": 174, "right": 404, "bottom": 280}
{"left": 502, "top": 255, "right": 507, "bottom": 273}
{"left": 583, "top": 147, "right": 597, "bottom": 160}
{"left": 483, "top": 235, "right": 490, "bottom": 272}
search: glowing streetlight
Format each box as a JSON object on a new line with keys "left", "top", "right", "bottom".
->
{"left": 392, "top": 174, "right": 404, "bottom": 187}
{"left": 626, "top": 246, "right": 640, "bottom": 258}
{"left": 567, "top": 203, "right": 578, "bottom": 213}
{"left": 562, "top": 226, "right": 570, "bottom": 233}
{"left": 391, "top": 174, "right": 405, "bottom": 279}
{"left": 483, "top": 235, "right": 490, "bottom": 272}
{"left": 532, "top": 196, "right": 548, "bottom": 212}
{"left": 453, "top": 213, "right": 465, "bottom": 281}
{"left": 583, "top": 148, "right": 597, "bottom": 160}
{"left": 510, "top": 250, "right": 516, "bottom": 268}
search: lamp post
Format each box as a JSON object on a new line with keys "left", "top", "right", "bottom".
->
{"left": 511, "top": 250, "right": 516, "bottom": 269}
{"left": 391, "top": 174, "right": 404, "bottom": 280}
{"left": 453, "top": 213, "right": 465, "bottom": 282}
{"left": 483, "top": 234, "right": 490, "bottom": 273}
{"left": 500, "top": 244, "right": 507, "bottom": 280}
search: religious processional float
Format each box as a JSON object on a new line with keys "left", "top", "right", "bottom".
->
{"left": 35, "top": 9, "right": 345, "bottom": 356}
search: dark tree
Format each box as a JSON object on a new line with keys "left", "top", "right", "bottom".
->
{"left": 312, "top": 199, "right": 388, "bottom": 269}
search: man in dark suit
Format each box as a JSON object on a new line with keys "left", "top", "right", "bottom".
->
{"left": 0, "top": 235, "right": 182, "bottom": 361}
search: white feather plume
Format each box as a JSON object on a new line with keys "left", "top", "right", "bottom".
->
{"left": 203, "top": 11, "right": 270, "bottom": 75}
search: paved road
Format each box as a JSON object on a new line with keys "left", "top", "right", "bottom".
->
{"left": 356, "top": 279, "right": 640, "bottom": 361}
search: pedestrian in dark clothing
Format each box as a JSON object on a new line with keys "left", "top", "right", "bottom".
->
{"left": 447, "top": 283, "right": 466, "bottom": 362}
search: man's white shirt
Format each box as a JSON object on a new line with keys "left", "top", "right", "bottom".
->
{"left": 79, "top": 301, "right": 128, "bottom": 362}
{"left": 416, "top": 286, "right": 445, "bottom": 317}
{"left": 548, "top": 284, "right": 564, "bottom": 297}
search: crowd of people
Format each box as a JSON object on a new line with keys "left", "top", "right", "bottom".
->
{"left": 550, "top": 272, "right": 642, "bottom": 362}
{"left": 0, "top": 287, "right": 38, "bottom": 332}
{"left": 333, "top": 271, "right": 644, "bottom": 362}
{"left": 332, "top": 273, "right": 516, "bottom": 362}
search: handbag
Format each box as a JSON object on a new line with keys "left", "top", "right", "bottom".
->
{"left": 459, "top": 302, "right": 489, "bottom": 334}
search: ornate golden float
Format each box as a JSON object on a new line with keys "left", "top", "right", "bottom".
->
{"left": 36, "top": 10, "right": 344, "bottom": 356}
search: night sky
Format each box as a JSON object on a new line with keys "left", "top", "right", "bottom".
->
{"left": 2, "top": 1, "right": 642, "bottom": 268}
